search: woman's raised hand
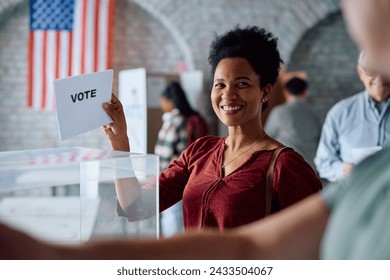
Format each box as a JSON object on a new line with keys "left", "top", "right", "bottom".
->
{"left": 102, "top": 94, "right": 130, "bottom": 152}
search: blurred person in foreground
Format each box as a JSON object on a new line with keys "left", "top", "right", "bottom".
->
{"left": 265, "top": 77, "right": 321, "bottom": 169}
{"left": 1, "top": 0, "right": 390, "bottom": 259}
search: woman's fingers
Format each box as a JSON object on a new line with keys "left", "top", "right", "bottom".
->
{"left": 101, "top": 124, "right": 114, "bottom": 138}
{"left": 101, "top": 94, "right": 130, "bottom": 151}
{"left": 110, "top": 93, "right": 120, "bottom": 104}
{"left": 103, "top": 94, "right": 125, "bottom": 122}
{"left": 103, "top": 102, "right": 118, "bottom": 121}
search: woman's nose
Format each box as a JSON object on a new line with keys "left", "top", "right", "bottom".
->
{"left": 221, "top": 86, "right": 237, "bottom": 100}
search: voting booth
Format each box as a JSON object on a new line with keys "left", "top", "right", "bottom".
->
{"left": 119, "top": 69, "right": 204, "bottom": 154}
{"left": 0, "top": 147, "right": 159, "bottom": 244}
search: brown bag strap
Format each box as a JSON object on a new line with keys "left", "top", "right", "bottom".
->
{"left": 265, "top": 147, "right": 289, "bottom": 216}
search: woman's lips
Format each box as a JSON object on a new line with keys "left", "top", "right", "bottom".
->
{"left": 220, "top": 105, "right": 243, "bottom": 114}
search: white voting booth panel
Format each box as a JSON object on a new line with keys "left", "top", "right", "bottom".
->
{"left": 180, "top": 70, "right": 205, "bottom": 116}
{"left": 119, "top": 68, "right": 204, "bottom": 154}
{"left": 119, "top": 69, "right": 148, "bottom": 154}
{"left": 0, "top": 147, "right": 159, "bottom": 244}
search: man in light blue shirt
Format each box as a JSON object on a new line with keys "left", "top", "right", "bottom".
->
{"left": 315, "top": 52, "right": 390, "bottom": 182}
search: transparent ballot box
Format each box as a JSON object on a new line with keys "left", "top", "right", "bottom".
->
{"left": 0, "top": 147, "right": 159, "bottom": 244}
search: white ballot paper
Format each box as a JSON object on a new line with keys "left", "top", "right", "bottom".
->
{"left": 54, "top": 70, "right": 113, "bottom": 141}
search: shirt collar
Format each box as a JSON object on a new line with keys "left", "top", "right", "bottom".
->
{"left": 364, "top": 90, "right": 390, "bottom": 105}
{"left": 162, "top": 108, "right": 180, "bottom": 122}
{"left": 364, "top": 90, "right": 390, "bottom": 116}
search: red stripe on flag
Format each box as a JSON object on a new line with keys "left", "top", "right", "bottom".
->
{"left": 41, "top": 31, "right": 48, "bottom": 110}
{"left": 107, "top": 0, "right": 115, "bottom": 69}
{"left": 94, "top": 0, "right": 101, "bottom": 72}
{"left": 81, "top": 0, "right": 87, "bottom": 74}
{"left": 68, "top": 31, "right": 73, "bottom": 76}
{"left": 27, "top": 31, "right": 34, "bottom": 108}
{"left": 55, "top": 32, "right": 60, "bottom": 79}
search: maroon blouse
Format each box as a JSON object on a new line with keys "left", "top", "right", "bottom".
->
{"left": 159, "top": 136, "right": 322, "bottom": 231}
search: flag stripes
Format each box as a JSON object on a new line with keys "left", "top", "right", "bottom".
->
{"left": 28, "top": 0, "right": 115, "bottom": 111}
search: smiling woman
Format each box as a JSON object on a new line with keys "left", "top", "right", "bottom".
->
{"left": 101, "top": 26, "right": 322, "bottom": 232}
{"left": 4, "top": 2, "right": 390, "bottom": 262}
{"left": 211, "top": 57, "right": 268, "bottom": 129}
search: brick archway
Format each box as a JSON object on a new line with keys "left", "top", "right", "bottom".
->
{"left": 288, "top": 11, "right": 361, "bottom": 122}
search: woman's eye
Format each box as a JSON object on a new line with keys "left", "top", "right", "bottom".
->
{"left": 214, "top": 83, "right": 225, "bottom": 88}
{"left": 236, "top": 82, "right": 249, "bottom": 87}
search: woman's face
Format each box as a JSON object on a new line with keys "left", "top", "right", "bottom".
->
{"left": 160, "top": 97, "right": 175, "bottom": 113}
{"left": 211, "top": 57, "right": 271, "bottom": 127}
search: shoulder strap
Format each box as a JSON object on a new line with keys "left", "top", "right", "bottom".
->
{"left": 265, "top": 146, "right": 289, "bottom": 216}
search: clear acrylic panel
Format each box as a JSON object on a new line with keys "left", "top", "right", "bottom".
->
{"left": 0, "top": 147, "right": 159, "bottom": 245}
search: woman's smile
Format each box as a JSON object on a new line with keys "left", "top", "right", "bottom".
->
{"left": 220, "top": 104, "right": 244, "bottom": 115}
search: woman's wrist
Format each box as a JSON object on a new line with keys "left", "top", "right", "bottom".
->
{"left": 111, "top": 137, "right": 130, "bottom": 152}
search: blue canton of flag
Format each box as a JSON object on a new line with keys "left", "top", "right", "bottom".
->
{"left": 28, "top": 0, "right": 115, "bottom": 111}
{"left": 30, "top": 0, "right": 75, "bottom": 31}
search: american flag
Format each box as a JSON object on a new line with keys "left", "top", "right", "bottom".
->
{"left": 28, "top": 0, "right": 115, "bottom": 111}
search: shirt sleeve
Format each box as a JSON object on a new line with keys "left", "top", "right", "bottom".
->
{"left": 314, "top": 107, "right": 344, "bottom": 182}
{"left": 173, "top": 120, "right": 188, "bottom": 160}
{"left": 274, "top": 150, "right": 323, "bottom": 210}
{"left": 264, "top": 109, "right": 281, "bottom": 138}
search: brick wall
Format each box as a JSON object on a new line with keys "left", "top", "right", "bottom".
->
{"left": 0, "top": 0, "right": 343, "bottom": 151}
{"left": 288, "top": 12, "right": 362, "bottom": 122}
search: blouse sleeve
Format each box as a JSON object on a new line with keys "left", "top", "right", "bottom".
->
{"left": 273, "top": 149, "right": 323, "bottom": 210}
{"left": 159, "top": 146, "right": 192, "bottom": 212}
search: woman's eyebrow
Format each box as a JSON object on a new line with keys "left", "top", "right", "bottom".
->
{"left": 235, "top": 76, "right": 252, "bottom": 81}
{"left": 214, "top": 76, "right": 253, "bottom": 82}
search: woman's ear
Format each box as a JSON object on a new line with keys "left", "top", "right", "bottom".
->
{"left": 261, "top": 84, "right": 273, "bottom": 103}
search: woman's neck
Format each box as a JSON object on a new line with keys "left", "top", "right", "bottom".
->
{"left": 226, "top": 130, "right": 265, "bottom": 151}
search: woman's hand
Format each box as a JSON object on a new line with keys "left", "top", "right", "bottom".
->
{"left": 102, "top": 94, "right": 130, "bottom": 152}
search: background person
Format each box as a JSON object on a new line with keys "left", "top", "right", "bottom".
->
{"left": 315, "top": 52, "right": 390, "bottom": 182}
{"left": 265, "top": 77, "right": 321, "bottom": 169}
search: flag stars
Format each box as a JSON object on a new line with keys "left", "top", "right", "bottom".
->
{"left": 30, "top": 0, "right": 74, "bottom": 31}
